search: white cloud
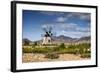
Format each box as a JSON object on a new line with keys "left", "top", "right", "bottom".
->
{"left": 41, "top": 24, "right": 55, "bottom": 31}
{"left": 41, "top": 24, "right": 48, "bottom": 28}
{"left": 41, "top": 22, "right": 90, "bottom": 38}
{"left": 66, "top": 13, "right": 90, "bottom": 22}
{"left": 60, "top": 30, "right": 90, "bottom": 38}
{"left": 56, "top": 17, "right": 67, "bottom": 22}
{"left": 76, "top": 27, "right": 90, "bottom": 32}
{"left": 40, "top": 11, "right": 90, "bottom": 22}
{"left": 40, "top": 11, "right": 65, "bottom": 15}
{"left": 55, "top": 22, "right": 90, "bottom": 38}
{"left": 57, "top": 23, "right": 90, "bottom": 32}
{"left": 60, "top": 23, "right": 77, "bottom": 29}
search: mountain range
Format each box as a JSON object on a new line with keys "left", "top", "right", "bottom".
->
{"left": 23, "top": 35, "right": 91, "bottom": 44}
{"left": 52, "top": 35, "right": 90, "bottom": 43}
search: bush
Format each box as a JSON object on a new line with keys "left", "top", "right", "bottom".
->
{"left": 45, "top": 53, "right": 59, "bottom": 59}
{"left": 32, "top": 42, "right": 38, "bottom": 48}
{"left": 23, "top": 43, "right": 91, "bottom": 57}
{"left": 59, "top": 43, "right": 66, "bottom": 49}
{"left": 23, "top": 48, "right": 33, "bottom": 53}
{"left": 80, "top": 53, "right": 91, "bottom": 58}
{"left": 32, "top": 47, "right": 56, "bottom": 53}
{"left": 66, "top": 48, "right": 77, "bottom": 54}
{"left": 67, "top": 43, "right": 91, "bottom": 55}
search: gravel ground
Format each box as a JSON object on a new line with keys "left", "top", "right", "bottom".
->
{"left": 22, "top": 53, "right": 90, "bottom": 63}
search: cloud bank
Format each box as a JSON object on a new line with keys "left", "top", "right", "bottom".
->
{"left": 40, "top": 11, "right": 90, "bottom": 38}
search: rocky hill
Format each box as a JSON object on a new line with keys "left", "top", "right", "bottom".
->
{"left": 23, "top": 35, "right": 91, "bottom": 44}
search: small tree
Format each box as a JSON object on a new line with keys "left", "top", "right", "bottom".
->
{"left": 32, "top": 42, "right": 38, "bottom": 48}
{"left": 34, "top": 42, "right": 37, "bottom": 46}
{"left": 59, "top": 43, "right": 66, "bottom": 49}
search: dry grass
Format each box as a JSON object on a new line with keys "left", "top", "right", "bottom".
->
{"left": 22, "top": 53, "right": 90, "bottom": 63}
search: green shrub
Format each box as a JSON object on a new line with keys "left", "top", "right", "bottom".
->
{"left": 23, "top": 43, "right": 91, "bottom": 56}
{"left": 23, "top": 48, "right": 33, "bottom": 53}
{"left": 45, "top": 53, "right": 59, "bottom": 59}
{"left": 66, "top": 43, "right": 91, "bottom": 55}
{"left": 32, "top": 47, "right": 55, "bottom": 53}
{"left": 59, "top": 43, "right": 66, "bottom": 49}
{"left": 80, "top": 53, "right": 91, "bottom": 58}
{"left": 32, "top": 42, "right": 38, "bottom": 48}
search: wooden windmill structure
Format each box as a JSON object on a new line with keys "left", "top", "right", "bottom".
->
{"left": 42, "top": 26, "right": 53, "bottom": 45}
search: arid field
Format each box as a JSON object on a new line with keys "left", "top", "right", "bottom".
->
{"left": 22, "top": 53, "right": 90, "bottom": 63}
{"left": 22, "top": 42, "right": 91, "bottom": 63}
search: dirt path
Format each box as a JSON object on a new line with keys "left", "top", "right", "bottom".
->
{"left": 22, "top": 53, "right": 90, "bottom": 63}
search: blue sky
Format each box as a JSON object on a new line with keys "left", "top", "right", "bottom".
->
{"left": 22, "top": 10, "right": 91, "bottom": 41}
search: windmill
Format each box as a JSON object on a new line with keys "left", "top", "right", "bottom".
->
{"left": 41, "top": 25, "right": 54, "bottom": 45}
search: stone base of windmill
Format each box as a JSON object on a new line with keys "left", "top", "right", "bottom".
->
{"left": 42, "top": 37, "right": 52, "bottom": 45}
